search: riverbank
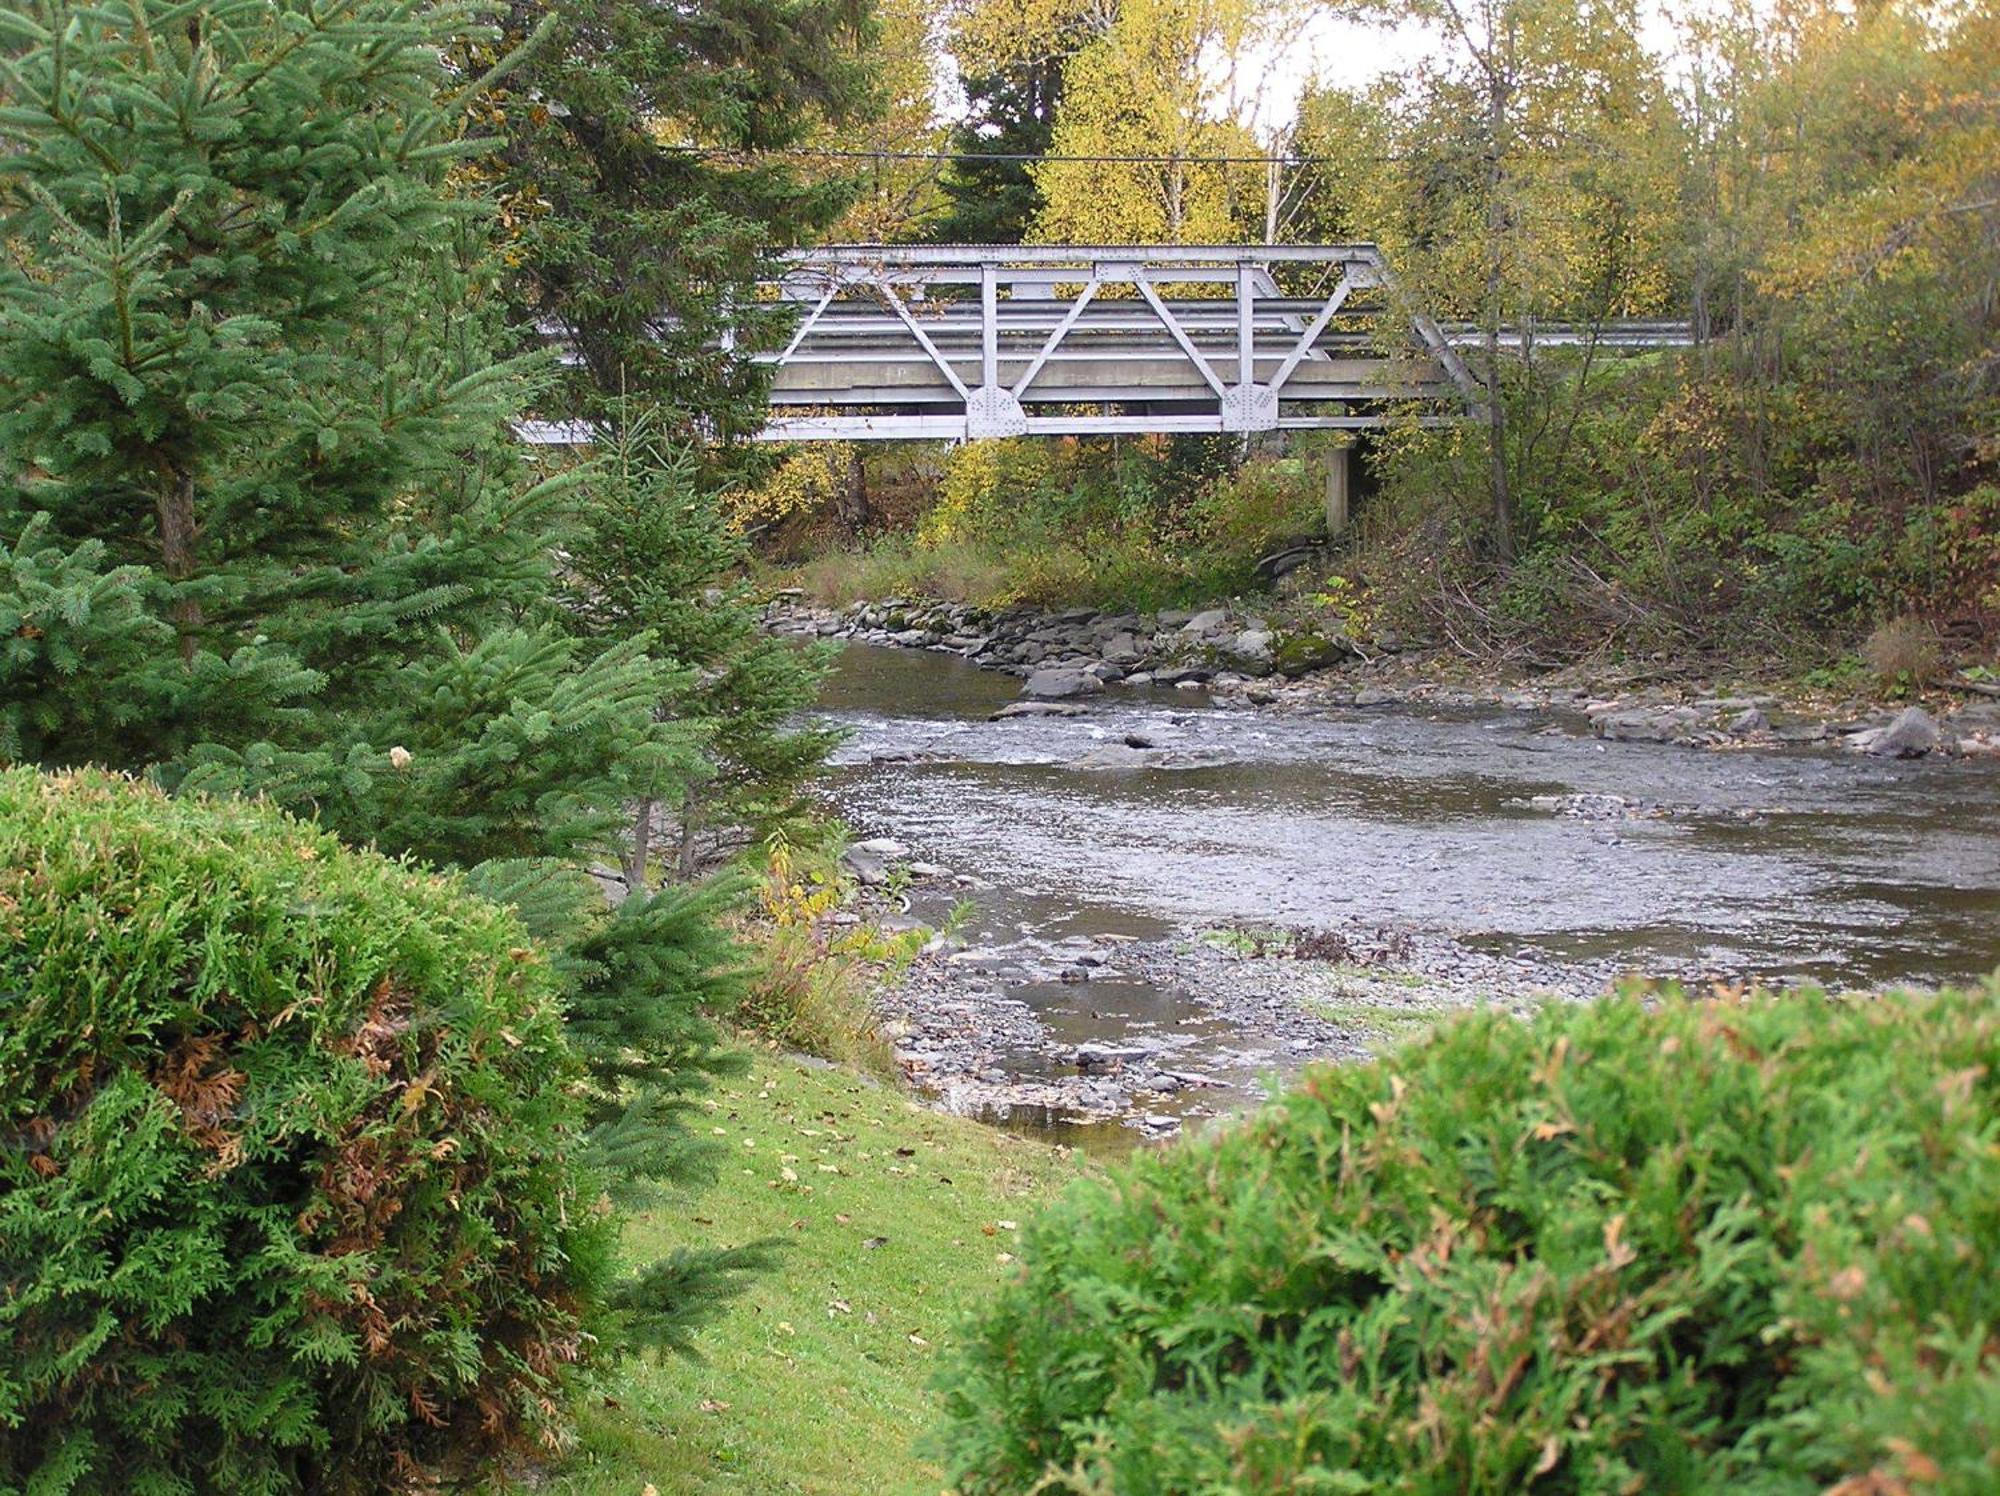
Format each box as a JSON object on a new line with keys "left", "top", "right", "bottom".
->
{"left": 771, "top": 593, "right": 2000, "bottom": 760}
{"left": 530, "top": 1051, "right": 1083, "bottom": 1496}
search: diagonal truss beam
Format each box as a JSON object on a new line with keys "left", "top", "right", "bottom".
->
{"left": 1132, "top": 270, "right": 1229, "bottom": 397}
{"left": 1266, "top": 274, "right": 1354, "bottom": 392}
{"left": 1010, "top": 276, "right": 1101, "bottom": 397}
{"left": 773, "top": 278, "right": 842, "bottom": 366}
{"left": 876, "top": 274, "right": 972, "bottom": 400}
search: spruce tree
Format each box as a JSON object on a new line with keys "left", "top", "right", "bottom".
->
{"left": 930, "top": 60, "right": 1065, "bottom": 245}
{"left": 480, "top": 0, "right": 874, "bottom": 877}
{"left": 0, "top": 0, "right": 761, "bottom": 1345}
{"left": 488, "top": 0, "right": 875, "bottom": 439}
{"left": 563, "top": 412, "right": 842, "bottom": 881}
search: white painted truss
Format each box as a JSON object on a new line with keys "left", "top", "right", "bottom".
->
{"left": 752, "top": 243, "right": 1481, "bottom": 442}
{"left": 513, "top": 244, "right": 1694, "bottom": 446}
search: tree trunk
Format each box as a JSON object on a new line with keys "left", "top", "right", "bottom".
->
{"left": 835, "top": 446, "right": 869, "bottom": 535}
{"left": 1482, "top": 81, "right": 1515, "bottom": 565}
{"left": 156, "top": 467, "right": 202, "bottom": 664}
{"left": 625, "top": 797, "right": 655, "bottom": 889}
{"left": 676, "top": 803, "right": 701, "bottom": 880}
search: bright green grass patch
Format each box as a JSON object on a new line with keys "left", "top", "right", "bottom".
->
{"left": 532, "top": 1053, "right": 1084, "bottom": 1496}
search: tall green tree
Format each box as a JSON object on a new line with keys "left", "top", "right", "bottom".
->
{"left": 562, "top": 411, "right": 842, "bottom": 883}
{"left": 479, "top": 0, "right": 877, "bottom": 880}
{"left": 0, "top": 0, "right": 762, "bottom": 1347}
{"left": 931, "top": 59, "right": 1065, "bottom": 244}
{"left": 485, "top": 0, "right": 876, "bottom": 440}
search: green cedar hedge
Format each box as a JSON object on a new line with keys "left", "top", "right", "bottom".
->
{"left": 0, "top": 769, "right": 615, "bottom": 1494}
{"left": 935, "top": 987, "right": 2000, "bottom": 1494}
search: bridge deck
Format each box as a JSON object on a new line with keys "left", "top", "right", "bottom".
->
{"left": 749, "top": 245, "right": 1687, "bottom": 442}
{"left": 516, "top": 244, "right": 1692, "bottom": 445}
{"left": 753, "top": 244, "right": 1456, "bottom": 440}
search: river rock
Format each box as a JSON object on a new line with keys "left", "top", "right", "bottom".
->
{"left": 1859, "top": 705, "right": 1941, "bottom": 758}
{"left": 1181, "top": 607, "right": 1230, "bottom": 636}
{"left": 842, "top": 847, "right": 891, "bottom": 886}
{"left": 1022, "top": 667, "right": 1103, "bottom": 700}
{"left": 1223, "top": 629, "right": 1275, "bottom": 673}
{"left": 1272, "top": 631, "right": 1352, "bottom": 677}
{"left": 1074, "top": 1042, "right": 1150, "bottom": 1074}
{"left": 1100, "top": 630, "right": 1143, "bottom": 664}
{"left": 1594, "top": 706, "right": 1702, "bottom": 743}
{"left": 991, "top": 700, "right": 1086, "bottom": 720}
{"left": 1729, "top": 706, "right": 1770, "bottom": 734}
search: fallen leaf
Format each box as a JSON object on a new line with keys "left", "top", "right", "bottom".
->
{"left": 1532, "top": 1436, "right": 1561, "bottom": 1475}
{"left": 1602, "top": 1213, "right": 1636, "bottom": 1270}
{"left": 1884, "top": 1438, "right": 1942, "bottom": 1482}
{"left": 828, "top": 1299, "right": 852, "bottom": 1315}
{"left": 776, "top": 1321, "right": 796, "bottom": 1336}
{"left": 863, "top": 1236, "right": 889, "bottom": 1250}
{"left": 907, "top": 1332, "right": 929, "bottom": 1347}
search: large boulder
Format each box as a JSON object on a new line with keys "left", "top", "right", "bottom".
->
{"left": 1272, "top": 631, "right": 1354, "bottom": 678}
{"left": 1860, "top": 705, "right": 1941, "bottom": 758}
{"left": 1181, "top": 608, "right": 1231, "bottom": 636}
{"left": 1594, "top": 706, "right": 1704, "bottom": 743}
{"left": 1221, "top": 629, "right": 1275, "bottom": 676}
{"left": 1022, "top": 667, "right": 1104, "bottom": 700}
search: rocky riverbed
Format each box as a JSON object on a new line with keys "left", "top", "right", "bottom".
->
{"left": 858, "top": 860, "right": 1641, "bottom": 1139}
{"left": 770, "top": 592, "right": 2000, "bottom": 760}
{"left": 795, "top": 626, "right": 2000, "bottom": 1142}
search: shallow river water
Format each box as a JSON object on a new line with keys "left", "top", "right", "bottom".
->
{"left": 813, "top": 642, "right": 2000, "bottom": 1129}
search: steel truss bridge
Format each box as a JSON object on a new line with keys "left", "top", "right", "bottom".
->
{"left": 517, "top": 243, "right": 1691, "bottom": 446}
{"left": 750, "top": 244, "right": 1689, "bottom": 443}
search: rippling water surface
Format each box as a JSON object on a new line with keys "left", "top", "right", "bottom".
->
{"left": 817, "top": 643, "right": 2000, "bottom": 990}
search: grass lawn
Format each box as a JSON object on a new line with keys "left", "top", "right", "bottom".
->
{"left": 536, "top": 1050, "right": 1085, "bottom": 1496}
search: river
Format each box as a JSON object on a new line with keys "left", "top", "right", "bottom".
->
{"left": 812, "top": 642, "right": 2000, "bottom": 1135}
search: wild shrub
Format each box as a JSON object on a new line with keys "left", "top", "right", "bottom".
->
{"left": 724, "top": 833, "right": 904, "bottom": 1072}
{"left": 934, "top": 986, "right": 2000, "bottom": 1494}
{"left": 1861, "top": 615, "right": 1944, "bottom": 693}
{"left": 0, "top": 769, "right": 615, "bottom": 1494}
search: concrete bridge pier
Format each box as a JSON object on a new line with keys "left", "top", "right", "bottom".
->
{"left": 1324, "top": 445, "right": 1351, "bottom": 537}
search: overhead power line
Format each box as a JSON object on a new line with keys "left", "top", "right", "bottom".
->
{"left": 663, "top": 144, "right": 1383, "bottom": 168}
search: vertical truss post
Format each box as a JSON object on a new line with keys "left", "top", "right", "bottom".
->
{"left": 1222, "top": 256, "right": 1278, "bottom": 432}
{"left": 967, "top": 259, "right": 1027, "bottom": 437}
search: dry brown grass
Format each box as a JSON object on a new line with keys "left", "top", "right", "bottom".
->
{"left": 1860, "top": 615, "right": 1943, "bottom": 690}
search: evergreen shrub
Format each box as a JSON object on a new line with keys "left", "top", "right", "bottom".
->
{"left": 0, "top": 769, "right": 613, "bottom": 1494}
{"left": 935, "top": 987, "right": 2000, "bottom": 1494}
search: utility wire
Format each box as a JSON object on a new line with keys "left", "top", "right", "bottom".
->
{"left": 664, "top": 144, "right": 1384, "bottom": 167}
